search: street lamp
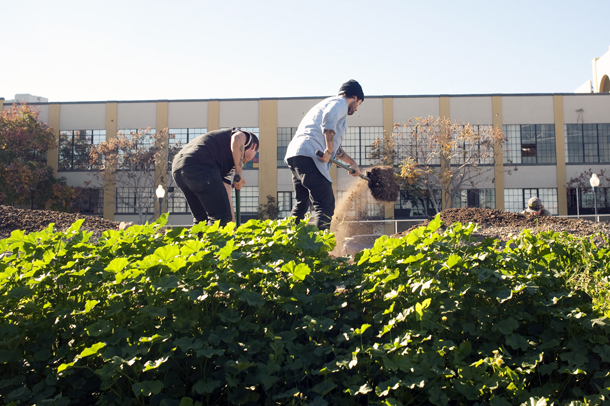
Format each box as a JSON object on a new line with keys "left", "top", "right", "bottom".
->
{"left": 590, "top": 173, "right": 600, "bottom": 223}
{"left": 156, "top": 184, "right": 166, "bottom": 216}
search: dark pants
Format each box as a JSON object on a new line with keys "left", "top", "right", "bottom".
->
{"left": 286, "top": 156, "right": 335, "bottom": 230}
{"left": 172, "top": 164, "right": 232, "bottom": 226}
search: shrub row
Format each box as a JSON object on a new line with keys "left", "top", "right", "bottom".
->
{"left": 1, "top": 215, "right": 610, "bottom": 406}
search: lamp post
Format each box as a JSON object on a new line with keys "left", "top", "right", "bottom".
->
{"left": 156, "top": 184, "right": 166, "bottom": 218}
{"left": 590, "top": 174, "right": 600, "bottom": 223}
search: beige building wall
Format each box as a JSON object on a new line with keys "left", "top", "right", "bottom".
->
{"left": 502, "top": 96, "right": 555, "bottom": 124}
{"left": 219, "top": 100, "right": 258, "bottom": 128}
{"left": 563, "top": 95, "right": 610, "bottom": 123}
{"left": 168, "top": 101, "right": 208, "bottom": 128}
{"left": 117, "top": 102, "right": 157, "bottom": 129}
{"left": 393, "top": 97, "right": 440, "bottom": 122}
{"left": 59, "top": 103, "right": 106, "bottom": 130}
{"left": 492, "top": 96, "right": 505, "bottom": 210}
{"left": 449, "top": 96, "right": 493, "bottom": 124}
{"left": 104, "top": 102, "right": 118, "bottom": 221}
{"left": 593, "top": 46, "right": 610, "bottom": 93}
{"left": 277, "top": 98, "right": 322, "bottom": 127}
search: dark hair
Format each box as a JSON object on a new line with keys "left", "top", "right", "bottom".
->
{"left": 338, "top": 79, "right": 364, "bottom": 101}
{"left": 242, "top": 131, "right": 259, "bottom": 151}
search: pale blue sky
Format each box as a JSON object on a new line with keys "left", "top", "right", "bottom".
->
{"left": 3, "top": 0, "right": 610, "bottom": 102}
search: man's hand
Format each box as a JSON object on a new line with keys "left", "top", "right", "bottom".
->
{"left": 234, "top": 174, "right": 246, "bottom": 190}
{"left": 318, "top": 149, "right": 331, "bottom": 163}
{"left": 349, "top": 164, "right": 361, "bottom": 177}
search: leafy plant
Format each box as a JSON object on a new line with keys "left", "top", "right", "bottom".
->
{"left": 1, "top": 214, "right": 609, "bottom": 405}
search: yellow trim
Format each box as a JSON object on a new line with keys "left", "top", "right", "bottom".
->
{"left": 155, "top": 101, "right": 169, "bottom": 218}
{"left": 492, "top": 96, "right": 505, "bottom": 211}
{"left": 439, "top": 97, "right": 450, "bottom": 209}
{"left": 0, "top": 99, "right": 4, "bottom": 110}
{"left": 258, "top": 99, "right": 278, "bottom": 206}
{"left": 554, "top": 95, "right": 567, "bottom": 216}
{"left": 593, "top": 58, "right": 600, "bottom": 93}
{"left": 208, "top": 101, "right": 220, "bottom": 131}
{"left": 104, "top": 103, "right": 118, "bottom": 221}
{"left": 47, "top": 104, "right": 61, "bottom": 178}
{"left": 382, "top": 97, "right": 395, "bottom": 235}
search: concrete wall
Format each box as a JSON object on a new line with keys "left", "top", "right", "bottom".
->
{"left": 59, "top": 103, "right": 106, "bottom": 130}
{"left": 168, "top": 101, "right": 208, "bottom": 128}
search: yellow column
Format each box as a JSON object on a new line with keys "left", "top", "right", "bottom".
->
{"left": 0, "top": 98, "right": 4, "bottom": 110}
{"left": 47, "top": 103, "right": 61, "bottom": 178}
{"left": 258, "top": 99, "right": 278, "bottom": 206}
{"left": 104, "top": 102, "right": 118, "bottom": 221}
{"left": 155, "top": 101, "right": 169, "bottom": 218}
{"left": 383, "top": 97, "right": 395, "bottom": 235}
{"left": 439, "top": 96, "right": 450, "bottom": 209}
{"left": 492, "top": 96, "right": 505, "bottom": 211}
{"left": 208, "top": 101, "right": 219, "bottom": 131}
{"left": 554, "top": 95, "right": 567, "bottom": 216}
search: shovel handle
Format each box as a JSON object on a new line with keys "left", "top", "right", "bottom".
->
{"left": 233, "top": 174, "right": 241, "bottom": 226}
{"left": 315, "top": 150, "right": 370, "bottom": 182}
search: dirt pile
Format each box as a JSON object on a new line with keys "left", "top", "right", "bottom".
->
{"left": 394, "top": 207, "right": 610, "bottom": 242}
{"left": 367, "top": 167, "right": 400, "bottom": 202}
{"left": 0, "top": 205, "right": 121, "bottom": 240}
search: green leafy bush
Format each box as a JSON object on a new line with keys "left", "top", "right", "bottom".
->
{"left": 1, "top": 215, "right": 610, "bottom": 406}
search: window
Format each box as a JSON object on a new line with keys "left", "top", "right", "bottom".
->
{"left": 394, "top": 189, "right": 442, "bottom": 218}
{"left": 567, "top": 187, "right": 610, "bottom": 215}
{"left": 166, "top": 187, "right": 190, "bottom": 214}
{"left": 277, "top": 128, "right": 297, "bottom": 168}
{"left": 452, "top": 125, "right": 495, "bottom": 166}
{"left": 503, "top": 125, "right": 556, "bottom": 164}
{"left": 504, "top": 188, "right": 558, "bottom": 215}
{"left": 392, "top": 125, "right": 442, "bottom": 166}
{"left": 451, "top": 189, "right": 496, "bottom": 209}
{"left": 116, "top": 187, "right": 155, "bottom": 214}
{"left": 168, "top": 128, "right": 207, "bottom": 167}
{"left": 77, "top": 188, "right": 103, "bottom": 215}
{"left": 59, "top": 130, "right": 105, "bottom": 170}
{"left": 565, "top": 124, "right": 610, "bottom": 163}
{"left": 341, "top": 126, "right": 384, "bottom": 166}
{"left": 277, "top": 191, "right": 294, "bottom": 218}
{"left": 231, "top": 186, "right": 259, "bottom": 213}
{"left": 117, "top": 128, "right": 156, "bottom": 171}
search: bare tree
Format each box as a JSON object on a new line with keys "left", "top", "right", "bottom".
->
{"left": 372, "top": 116, "right": 505, "bottom": 212}
{"left": 89, "top": 128, "right": 171, "bottom": 224}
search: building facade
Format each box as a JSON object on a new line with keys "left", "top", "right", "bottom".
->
{"left": 1, "top": 93, "right": 609, "bottom": 227}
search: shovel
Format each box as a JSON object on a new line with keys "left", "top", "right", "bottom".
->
{"left": 315, "top": 150, "right": 371, "bottom": 183}
{"left": 234, "top": 174, "right": 241, "bottom": 227}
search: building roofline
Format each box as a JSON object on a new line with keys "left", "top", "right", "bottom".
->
{"left": 3, "top": 92, "right": 609, "bottom": 105}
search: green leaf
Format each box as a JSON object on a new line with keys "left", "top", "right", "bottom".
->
{"left": 505, "top": 333, "right": 529, "bottom": 351}
{"left": 105, "top": 257, "right": 129, "bottom": 273}
{"left": 80, "top": 342, "right": 106, "bottom": 358}
{"left": 218, "top": 239, "right": 235, "bottom": 259}
{"left": 132, "top": 380, "right": 164, "bottom": 397}
{"left": 85, "top": 319, "right": 113, "bottom": 337}
{"left": 193, "top": 378, "right": 221, "bottom": 395}
{"left": 445, "top": 254, "right": 461, "bottom": 269}
{"left": 495, "top": 289, "right": 513, "bottom": 303}
{"left": 494, "top": 317, "right": 519, "bottom": 335}
{"left": 84, "top": 300, "right": 99, "bottom": 313}
{"left": 311, "top": 380, "right": 337, "bottom": 396}
{"left": 281, "top": 261, "right": 311, "bottom": 281}
{"left": 143, "top": 356, "right": 169, "bottom": 372}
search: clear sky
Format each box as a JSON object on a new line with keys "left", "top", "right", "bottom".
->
{"left": 3, "top": 0, "right": 610, "bottom": 102}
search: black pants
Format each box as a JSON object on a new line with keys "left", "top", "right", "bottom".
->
{"left": 172, "top": 164, "right": 232, "bottom": 226}
{"left": 286, "top": 156, "right": 335, "bottom": 230}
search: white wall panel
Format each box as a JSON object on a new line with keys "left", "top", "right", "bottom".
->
{"left": 59, "top": 103, "right": 106, "bottom": 130}
{"left": 393, "top": 97, "right": 440, "bottom": 123}
{"left": 219, "top": 100, "right": 258, "bottom": 128}
{"left": 563, "top": 95, "right": 610, "bottom": 123}
{"left": 168, "top": 101, "right": 208, "bottom": 128}
{"left": 277, "top": 98, "right": 323, "bottom": 127}
{"left": 501, "top": 96, "right": 554, "bottom": 124}
{"left": 450, "top": 96, "right": 493, "bottom": 125}
{"left": 117, "top": 102, "right": 157, "bottom": 129}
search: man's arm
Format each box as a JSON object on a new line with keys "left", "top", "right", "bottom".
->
{"left": 230, "top": 131, "right": 247, "bottom": 189}
{"left": 335, "top": 147, "right": 361, "bottom": 177}
{"left": 319, "top": 129, "right": 335, "bottom": 163}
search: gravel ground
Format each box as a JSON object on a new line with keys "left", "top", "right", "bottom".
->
{"left": 0, "top": 205, "right": 121, "bottom": 240}
{"left": 394, "top": 207, "right": 610, "bottom": 244}
{"left": 1, "top": 205, "right": 609, "bottom": 246}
